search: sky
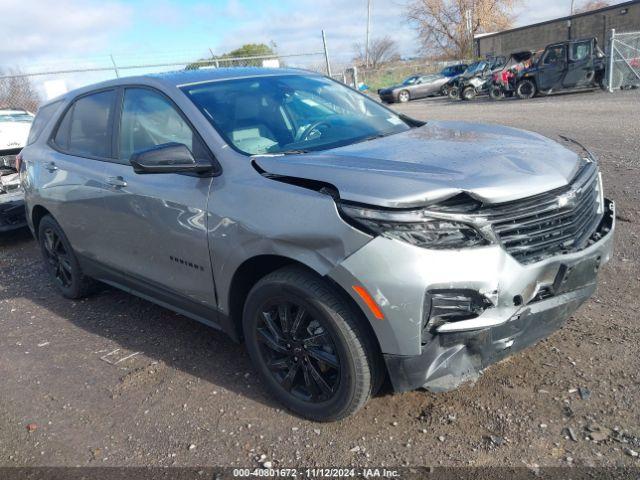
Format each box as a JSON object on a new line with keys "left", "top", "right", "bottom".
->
{"left": 0, "top": 0, "right": 628, "bottom": 72}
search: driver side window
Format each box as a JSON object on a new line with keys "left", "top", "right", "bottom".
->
{"left": 543, "top": 46, "right": 566, "bottom": 65}
{"left": 119, "top": 88, "right": 195, "bottom": 162}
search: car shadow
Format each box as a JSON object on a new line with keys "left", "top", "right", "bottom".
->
{"left": 427, "top": 88, "right": 603, "bottom": 106}
{"left": 0, "top": 228, "right": 283, "bottom": 411}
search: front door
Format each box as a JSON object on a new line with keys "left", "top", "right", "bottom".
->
{"left": 99, "top": 87, "right": 217, "bottom": 310}
{"left": 563, "top": 40, "right": 595, "bottom": 88}
{"left": 537, "top": 44, "right": 567, "bottom": 91}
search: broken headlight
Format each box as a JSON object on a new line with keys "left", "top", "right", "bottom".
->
{"left": 340, "top": 203, "right": 489, "bottom": 249}
{"left": 0, "top": 170, "right": 21, "bottom": 194}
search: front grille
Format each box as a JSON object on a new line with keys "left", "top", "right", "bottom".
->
{"left": 481, "top": 162, "right": 602, "bottom": 264}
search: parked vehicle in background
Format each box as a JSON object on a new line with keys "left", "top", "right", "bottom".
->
{"left": 439, "top": 64, "right": 469, "bottom": 96}
{"left": 21, "top": 68, "right": 614, "bottom": 421}
{"left": 378, "top": 73, "right": 449, "bottom": 103}
{"left": 450, "top": 56, "right": 506, "bottom": 100}
{"left": 440, "top": 63, "right": 468, "bottom": 78}
{"left": 515, "top": 37, "right": 622, "bottom": 99}
{"left": 0, "top": 109, "right": 34, "bottom": 232}
{"left": 489, "top": 51, "right": 536, "bottom": 100}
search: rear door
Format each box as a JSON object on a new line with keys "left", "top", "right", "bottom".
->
{"left": 563, "top": 40, "right": 594, "bottom": 88}
{"left": 537, "top": 44, "right": 567, "bottom": 90}
{"left": 98, "top": 86, "right": 217, "bottom": 309}
{"left": 42, "top": 90, "right": 115, "bottom": 262}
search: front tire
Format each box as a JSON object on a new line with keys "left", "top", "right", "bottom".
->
{"left": 38, "top": 215, "right": 95, "bottom": 299}
{"left": 448, "top": 86, "right": 460, "bottom": 100}
{"left": 397, "top": 90, "right": 410, "bottom": 103}
{"left": 242, "top": 266, "right": 380, "bottom": 422}
{"left": 516, "top": 79, "right": 537, "bottom": 99}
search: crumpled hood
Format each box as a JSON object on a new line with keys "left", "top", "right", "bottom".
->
{"left": 254, "top": 121, "right": 583, "bottom": 208}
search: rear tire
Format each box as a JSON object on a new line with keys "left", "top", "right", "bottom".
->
{"left": 516, "top": 79, "right": 537, "bottom": 99}
{"left": 38, "top": 215, "right": 95, "bottom": 299}
{"left": 462, "top": 86, "right": 476, "bottom": 101}
{"left": 600, "top": 69, "right": 624, "bottom": 91}
{"left": 397, "top": 90, "right": 410, "bottom": 103}
{"left": 489, "top": 85, "right": 504, "bottom": 100}
{"left": 242, "top": 266, "right": 381, "bottom": 422}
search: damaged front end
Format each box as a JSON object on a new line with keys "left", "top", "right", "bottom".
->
{"left": 0, "top": 149, "right": 27, "bottom": 232}
{"left": 329, "top": 159, "right": 615, "bottom": 393}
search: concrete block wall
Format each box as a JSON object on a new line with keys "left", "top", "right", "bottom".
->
{"left": 478, "top": 1, "right": 640, "bottom": 56}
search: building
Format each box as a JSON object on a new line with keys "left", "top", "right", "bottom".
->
{"left": 476, "top": 0, "right": 640, "bottom": 57}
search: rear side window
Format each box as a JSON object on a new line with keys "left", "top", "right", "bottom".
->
{"left": 27, "top": 101, "right": 61, "bottom": 145}
{"left": 53, "top": 90, "right": 116, "bottom": 158}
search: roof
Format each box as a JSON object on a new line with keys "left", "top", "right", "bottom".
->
{"left": 476, "top": 0, "right": 639, "bottom": 41}
{"left": 150, "top": 66, "right": 316, "bottom": 87}
{"left": 41, "top": 66, "right": 321, "bottom": 107}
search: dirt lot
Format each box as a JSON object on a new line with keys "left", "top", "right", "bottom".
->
{"left": 1, "top": 89, "right": 639, "bottom": 469}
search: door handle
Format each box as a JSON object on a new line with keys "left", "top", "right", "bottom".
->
{"left": 44, "top": 161, "right": 58, "bottom": 172}
{"left": 106, "top": 176, "right": 127, "bottom": 188}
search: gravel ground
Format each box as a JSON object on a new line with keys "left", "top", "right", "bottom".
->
{"left": 1, "top": 89, "right": 639, "bottom": 469}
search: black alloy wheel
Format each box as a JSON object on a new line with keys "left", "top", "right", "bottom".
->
{"left": 42, "top": 227, "right": 73, "bottom": 289}
{"left": 38, "top": 215, "right": 95, "bottom": 299}
{"left": 256, "top": 300, "right": 340, "bottom": 402}
{"left": 243, "top": 266, "right": 381, "bottom": 421}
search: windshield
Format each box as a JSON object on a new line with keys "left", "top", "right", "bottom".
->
{"left": 0, "top": 112, "right": 33, "bottom": 123}
{"left": 466, "top": 62, "right": 487, "bottom": 75}
{"left": 182, "top": 74, "right": 411, "bottom": 155}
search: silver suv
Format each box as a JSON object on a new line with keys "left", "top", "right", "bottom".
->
{"left": 21, "top": 68, "right": 615, "bottom": 421}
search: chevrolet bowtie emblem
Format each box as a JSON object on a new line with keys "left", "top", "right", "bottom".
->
{"left": 557, "top": 190, "right": 577, "bottom": 208}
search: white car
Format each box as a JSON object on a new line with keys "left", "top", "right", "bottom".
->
{"left": 1, "top": 108, "right": 34, "bottom": 231}
{"left": 0, "top": 109, "right": 34, "bottom": 150}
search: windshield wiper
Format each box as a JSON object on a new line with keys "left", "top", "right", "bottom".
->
{"left": 356, "top": 132, "right": 393, "bottom": 144}
{"left": 278, "top": 149, "right": 310, "bottom": 155}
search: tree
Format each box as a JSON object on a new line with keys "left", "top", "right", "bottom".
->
{"left": 353, "top": 36, "right": 401, "bottom": 68}
{"left": 186, "top": 42, "right": 278, "bottom": 70}
{"left": 574, "top": 0, "right": 610, "bottom": 13}
{"left": 407, "top": 0, "right": 519, "bottom": 59}
{"left": 0, "top": 69, "right": 41, "bottom": 112}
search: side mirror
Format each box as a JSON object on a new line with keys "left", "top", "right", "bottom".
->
{"left": 130, "top": 142, "right": 214, "bottom": 175}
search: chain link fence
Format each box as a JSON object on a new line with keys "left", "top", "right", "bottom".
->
{"left": 0, "top": 49, "right": 337, "bottom": 113}
{"left": 609, "top": 30, "right": 640, "bottom": 90}
{"left": 1, "top": 41, "right": 467, "bottom": 115}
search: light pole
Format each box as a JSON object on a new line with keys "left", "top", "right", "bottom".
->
{"left": 365, "top": 0, "right": 371, "bottom": 68}
{"left": 568, "top": 0, "right": 575, "bottom": 39}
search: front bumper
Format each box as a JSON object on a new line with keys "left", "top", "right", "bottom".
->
{"left": 384, "top": 283, "right": 594, "bottom": 392}
{"left": 378, "top": 92, "right": 396, "bottom": 103}
{"left": 0, "top": 190, "right": 27, "bottom": 232}
{"left": 329, "top": 199, "right": 615, "bottom": 392}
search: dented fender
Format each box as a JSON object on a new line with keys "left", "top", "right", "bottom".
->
{"left": 207, "top": 171, "right": 372, "bottom": 318}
